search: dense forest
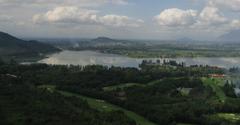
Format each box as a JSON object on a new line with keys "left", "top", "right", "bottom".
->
{"left": 0, "top": 62, "right": 135, "bottom": 125}
{"left": 1, "top": 58, "right": 240, "bottom": 125}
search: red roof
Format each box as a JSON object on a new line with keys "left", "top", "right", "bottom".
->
{"left": 208, "top": 74, "right": 225, "bottom": 78}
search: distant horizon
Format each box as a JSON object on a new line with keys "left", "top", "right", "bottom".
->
{"left": 0, "top": 0, "right": 240, "bottom": 41}
{"left": 0, "top": 30, "right": 236, "bottom": 42}
{"left": 20, "top": 36, "right": 231, "bottom": 43}
{"left": 20, "top": 35, "right": 203, "bottom": 42}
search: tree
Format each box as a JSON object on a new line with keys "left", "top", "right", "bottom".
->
{"left": 223, "top": 82, "right": 236, "bottom": 98}
{"left": 0, "top": 57, "right": 4, "bottom": 65}
{"left": 9, "top": 58, "right": 17, "bottom": 65}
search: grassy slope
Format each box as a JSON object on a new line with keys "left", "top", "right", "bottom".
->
{"left": 216, "top": 113, "right": 240, "bottom": 122}
{"left": 209, "top": 113, "right": 240, "bottom": 123}
{"left": 39, "top": 85, "right": 157, "bottom": 125}
{"left": 201, "top": 77, "right": 226, "bottom": 102}
{"left": 103, "top": 79, "right": 163, "bottom": 91}
{"left": 103, "top": 83, "right": 146, "bottom": 91}
{"left": 201, "top": 78, "right": 240, "bottom": 123}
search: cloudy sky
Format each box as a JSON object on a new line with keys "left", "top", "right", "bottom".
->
{"left": 0, "top": 0, "right": 240, "bottom": 40}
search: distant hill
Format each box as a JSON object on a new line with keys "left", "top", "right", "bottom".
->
{"left": 90, "top": 37, "right": 146, "bottom": 47}
{"left": 90, "top": 37, "right": 131, "bottom": 47}
{"left": 219, "top": 30, "right": 240, "bottom": 42}
{"left": 0, "top": 31, "right": 60, "bottom": 59}
{"left": 65, "top": 37, "right": 146, "bottom": 49}
{"left": 92, "top": 37, "right": 118, "bottom": 43}
{"left": 177, "top": 37, "right": 196, "bottom": 42}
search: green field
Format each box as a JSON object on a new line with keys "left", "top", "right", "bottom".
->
{"left": 209, "top": 113, "right": 240, "bottom": 123}
{"left": 39, "top": 85, "right": 157, "bottom": 125}
{"left": 103, "top": 83, "right": 146, "bottom": 91}
{"left": 147, "top": 79, "right": 163, "bottom": 86}
{"left": 60, "top": 91, "right": 157, "bottom": 125}
{"left": 201, "top": 77, "right": 226, "bottom": 102}
{"left": 103, "top": 80, "right": 163, "bottom": 91}
{"left": 40, "top": 78, "right": 227, "bottom": 125}
{"left": 178, "top": 88, "right": 192, "bottom": 96}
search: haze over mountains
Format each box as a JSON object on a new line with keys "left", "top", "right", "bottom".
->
{"left": 219, "top": 30, "right": 240, "bottom": 42}
{"left": 1, "top": 29, "right": 240, "bottom": 60}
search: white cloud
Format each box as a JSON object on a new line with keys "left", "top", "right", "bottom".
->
{"left": 33, "top": 6, "right": 98, "bottom": 25}
{"left": 154, "top": 6, "right": 232, "bottom": 28}
{"left": 154, "top": 0, "right": 240, "bottom": 34}
{"left": 1, "top": 0, "right": 239, "bottom": 40}
{"left": 33, "top": 6, "right": 142, "bottom": 27}
{"left": 0, "top": 15, "right": 13, "bottom": 22}
{"left": 153, "top": 4, "right": 240, "bottom": 39}
{"left": 154, "top": 8, "right": 198, "bottom": 27}
{"left": 209, "top": 0, "right": 240, "bottom": 11}
{"left": 0, "top": 0, "right": 128, "bottom": 7}
{"left": 110, "top": 0, "right": 128, "bottom": 5}
{"left": 198, "top": 6, "right": 228, "bottom": 25}
{"left": 99, "top": 15, "right": 143, "bottom": 27}
{"left": 230, "top": 20, "right": 240, "bottom": 29}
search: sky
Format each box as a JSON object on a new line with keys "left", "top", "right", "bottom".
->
{"left": 0, "top": 0, "right": 240, "bottom": 40}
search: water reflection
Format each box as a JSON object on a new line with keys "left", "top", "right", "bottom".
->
{"left": 39, "top": 51, "right": 140, "bottom": 67}
{"left": 39, "top": 50, "right": 240, "bottom": 68}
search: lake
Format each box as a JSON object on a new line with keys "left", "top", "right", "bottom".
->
{"left": 39, "top": 50, "right": 240, "bottom": 69}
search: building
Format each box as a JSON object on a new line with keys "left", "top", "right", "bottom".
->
{"left": 208, "top": 74, "right": 226, "bottom": 78}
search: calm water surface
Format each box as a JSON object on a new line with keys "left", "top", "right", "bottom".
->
{"left": 39, "top": 51, "right": 240, "bottom": 68}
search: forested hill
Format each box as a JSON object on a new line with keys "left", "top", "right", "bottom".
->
{"left": 87, "top": 37, "right": 134, "bottom": 47}
{"left": 0, "top": 31, "right": 60, "bottom": 60}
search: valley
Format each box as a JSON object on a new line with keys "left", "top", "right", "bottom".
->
{"left": 1, "top": 58, "right": 240, "bottom": 125}
{"left": 1, "top": 32, "right": 240, "bottom": 125}
{"left": 46, "top": 37, "right": 240, "bottom": 58}
{"left": 2, "top": 0, "right": 240, "bottom": 124}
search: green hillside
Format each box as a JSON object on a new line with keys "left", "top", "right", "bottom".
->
{"left": 0, "top": 31, "right": 60, "bottom": 61}
{"left": 0, "top": 75, "right": 135, "bottom": 125}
